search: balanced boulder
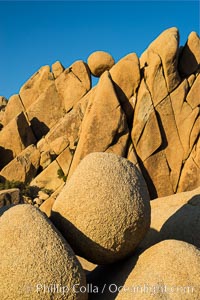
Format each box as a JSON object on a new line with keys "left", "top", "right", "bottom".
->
{"left": 51, "top": 152, "right": 150, "bottom": 264}
{"left": 87, "top": 51, "right": 115, "bottom": 77}
{"left": 0, "top": 205, "right": 87, "bottom": 300}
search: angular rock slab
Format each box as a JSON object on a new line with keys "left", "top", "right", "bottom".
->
{"left": 179, "top": 31, "right": 200, "bottom": 76}
{"left": 55, "top": 60, "right": 91, "bottom": 112}
{"left": 0, "top": 112, "right": 36, "bottom": 169}
{"left": 20, "top": 65, "right": 54, "bottom": 109}
{"left": 68, "top": 71, "right": 129, "bottom": 178}
{"left": 141, "top": 27, "right": 180, "bottom": 92}
{"left": 0, "top": 145, "right": 40, "bottom": 184}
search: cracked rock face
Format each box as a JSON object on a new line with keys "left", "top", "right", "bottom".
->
{"left": 0, "top": 205, "right": 87, "bottom": 300}
{"left": 0, "top": 27, "right": 199, "bottom": 201}
{"left": 51, "top": 152, "right": 150, "bottom": 265}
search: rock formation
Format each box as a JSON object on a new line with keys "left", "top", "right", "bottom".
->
{"left": 0, "top": 27, "right": 198, "bottom": 201}
{"left": 0, "top": 27, "right": 199, "bottom": 299}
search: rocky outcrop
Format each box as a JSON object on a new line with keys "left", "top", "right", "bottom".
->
{"left": 51, "top": 152, "right": 150, "bottom": 264}
{"left": 68, "top": 71, "right": 130, "bottom": 178}
{"left": 0, "top": 205, "right": 87, "bottom": 300}
{"left": 0, "top": 27, "right": 199, "bottom": 202}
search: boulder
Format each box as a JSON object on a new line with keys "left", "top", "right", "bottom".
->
{"left": 30, "top": 160, "right": 64, "bottom": 191}
{"left": 68, "top": 71, "right": 129, "bottom": 178}
{"left": 116, "top": 240, "right": 200, "bottom": 300}
{"left": 19, "top": 65, "right": 54, "bottom": 109}
{"left": 52, "top": 61, "right": 64, "bottom": 79}
{"left": 0, "top": 204, "right": 87, "bottom": 300}
{"left": 0, "top": 188, "right": 20, "bottom": 208}
{"left": 140, "top": 50, "right": 168, "bottom": 106}
{"left": 0, "top": 112, "right": 36, "bottom": 169}
{"left": 139, "top": 187, "right": 200, "bottom": 251}
{"left": 110, "top": 53, "right": 140, "bottom": 122}
{"left": 55, "top": 60, "right": 91, "bottom": 112}
{"left": 87, "top": 51, "right": 115, "bottom": 77}
{"left": 2, "top": 94, "right": 25, "bottom": 126}
{"left": 0, "top": 145, "right": 40, "bottom": 184}
{"left": 40, "top": 183, "right": 64, "bottom": 217}
{"left": 141, "top": 27, "right": 180, "bottom": 92}
{"left": 51, "top": 152, "right": 150, "bottom": 264}
{"left": 110, "top": 53, "right": 140, "bottom": 100}
{"left": 26, "top": 83, "right": 65, "bottom": 140}
{"left": 178, "top": 31, "right": 200, "bottom": 76}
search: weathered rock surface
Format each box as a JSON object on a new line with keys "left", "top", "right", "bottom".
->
{"left": 110, "top": 53, "right": 140, "bottom": 122}
{"left": 55, "top": 60, "right": 91, "bottom": 112}
{"left": 0, "top": 145, "right": 40, "bottom": 184}
{"left": 2, "top": 94, "right": 24, "bottom": 127}
{"left": 0, "top": 188, "right": 20, "bottom": 208}
{"left": 141, "top": 27, "right": 180, "bottom": 92}
{"left": 19, "top": 65, "right": 54, "bottom": 109}
{"left": 0, "top": 205, "right": 87, "bottom": 300}
{"left": 116, "top": 240, "right": 200, "bottom": 300}
{"left": 30, "top": 160, "right": 63, "bottom": 191}
{"left": 26, "top": 82, "right": 65, "bottom": 140}
{"left": 179, "top": 31, "right": 200, "bottom": 76}
{"left": 0, "top": 112, "right": 36, "bottom": 169}
{"left": 52, "top": 60, "right": 64, "bottom": 79}
{"left": 139, "top": 187, "right": 200, "bottom": 251}
{"left": 68, "top": 71, "right": 129, "bottom": 178}
{"left": 87, "top": 51, "right": 115, "bottom": 77}
{"left": 52, "top": 152, "right": 150, "bottom": 264}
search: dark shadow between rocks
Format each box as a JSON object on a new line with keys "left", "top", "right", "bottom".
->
{"left": 0, "top": 204, "right": 15, "bottom": 217}
{"left": 87, "top": 254, "right": 139, "bottom": 300}
{"left": 0, "top": 146, "right": 13, "bottom": 169}
{"left": 178, "top": 43, "right": 199, "bottom": 77}
{"left": 30, "top": 117, "right": 50, "bottom": 141}
{"left": 159, "top": 194, "right": 200, "bottom": 248}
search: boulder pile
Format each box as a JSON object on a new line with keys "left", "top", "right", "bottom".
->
{"left": 0, "top": 27, "right": 199, "bottom": 299}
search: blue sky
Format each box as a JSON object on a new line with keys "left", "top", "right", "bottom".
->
{"left": 0, "top": 1, "right": 199, "bottom": 99}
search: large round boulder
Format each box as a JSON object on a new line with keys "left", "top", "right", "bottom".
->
{"left": 51, "top": 152, "right": 150, "bottom": 264}
{"left": 87, "top": 51, "right": 115, "bottom": 77}
{"left": 0, "top": 204, "right": 87, "bottom": 300}
{"left": 116, "top": 240, "right": 200, "bottom": 300}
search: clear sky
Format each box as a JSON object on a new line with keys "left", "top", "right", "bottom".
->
{"left": 0, "top": 1, "right": 199, "bottom": 99}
